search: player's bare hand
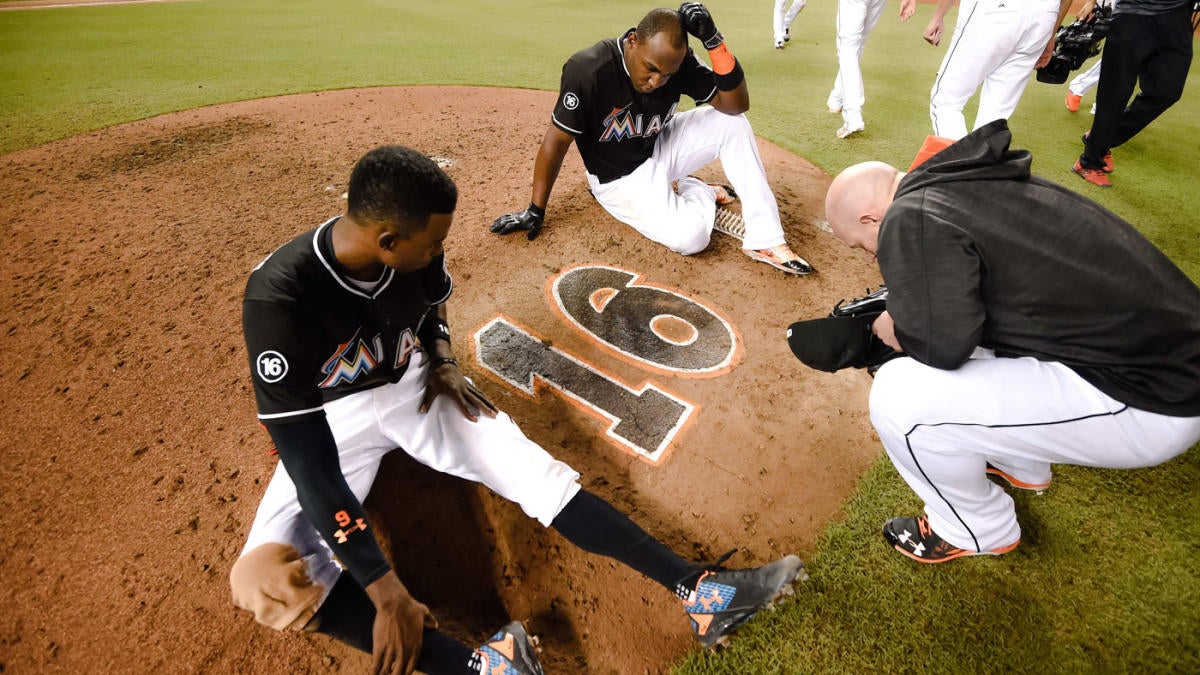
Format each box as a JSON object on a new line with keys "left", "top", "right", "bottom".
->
{"left": 420, "top": 361, "right": 499, "bottom": 422}
{"left": 1077, "top": 0, "right": 1096, "bottom": 21}
{"left": 1035, "top": 36, "right": 1055, "bottom": 69}
{"left": 365, "top": 573, "right": 436, "bottom": 675}
{"left": 899, "top": 0, "right": 916, "bottom": 21}
{"left": 872, "top": 311, "right": 903, "bottom": 353}
{"left": 490, "top": 203, "right": 545, "bottom": 240}
{"left": 923, "top": 18, "right": 943, "bottom": 45}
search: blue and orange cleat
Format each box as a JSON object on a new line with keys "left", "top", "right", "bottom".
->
{"left": 680, "top": 552, "right": 807, "bottom": 648}
{"left": 470, "top": 621, "right": 543, "bottom": 675}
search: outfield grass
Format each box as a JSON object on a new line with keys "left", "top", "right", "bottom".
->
{"left": 2, "top": 1, "right": 1197, "bottom": 672}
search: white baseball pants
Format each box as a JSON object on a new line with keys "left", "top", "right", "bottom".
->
{"left": 1069, "top": 59, "right": 1103, "bottom": 96}
{"left": 870, "top": 350, "right": 1200, "bottom": 552}
{"left": 774, "top": 0, "right": 807, "bottom": 43}
{"left": 929, "top": 0, "right": 1062, "bottom": 139}
{"left": 828, "top": 0, "right": 889, "bottom": 130}
{"left": 587, "top": 106, "right": 787, "bottom": 253}
{"left": 237, "top": 349, "right": 582, "bottom": 610}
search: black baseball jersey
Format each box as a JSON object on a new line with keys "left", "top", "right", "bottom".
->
{"left": 879, "top": 121, "right": 1200, "bottom": 416}
{"left": 552, "top": 28, "right": 718, "bottom": 181}
{"left": 243, "top": 216, "right": 452, "bottom": 425}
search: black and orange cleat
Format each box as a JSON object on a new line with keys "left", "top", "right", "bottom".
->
{"left": 1072, "top": 160, "right": 1112, "bottom": 188}
{"left": 883, "top": 515, "right": 1019, "bottom": 564}
{"left": 679, "top": 552, "right": 807, "bottom": 648}
{"left": 469, "top": 621, "right": 543, "bottom": 675}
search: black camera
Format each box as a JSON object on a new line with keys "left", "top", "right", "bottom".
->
{"left": 1036, "top": 5, "right": 1113, "bottom": 85}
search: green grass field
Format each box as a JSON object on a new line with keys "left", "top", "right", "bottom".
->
{"left": 2, "top": 1, "right": 1197, "bottom": 672}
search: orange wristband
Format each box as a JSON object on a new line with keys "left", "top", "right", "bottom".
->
{"left": 707, "top": 43, "right": 736, "bottom": 75}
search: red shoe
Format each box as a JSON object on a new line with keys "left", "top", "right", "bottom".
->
{"left": 1065, "top": 92, "right": 1082, "bottom": 112}
{"left": 1081, "top": 132, "right": 1114, "bottom": 173}
{"left": 1072, "top": 160, "right": 1112, "bottom": 188}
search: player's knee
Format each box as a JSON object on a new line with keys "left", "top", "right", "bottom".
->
{"left": 660, "top": 226, "right": 711, "bottom": 255}
{"left": 230, "top": 543, "right": 329, "bottom": 632}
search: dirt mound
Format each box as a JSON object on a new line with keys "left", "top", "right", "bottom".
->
{"left": 0, "top": 86, "right": 883, "bottom": 673}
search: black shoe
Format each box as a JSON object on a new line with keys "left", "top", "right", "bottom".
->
{"left": 469, "top": 621, "right": 543, "bottom": 675}
{"left": 882, "top": 515, "right": 1018, "bottom": 564}
{"left": 680, "top": 552, "right": 807, "bottom": 648}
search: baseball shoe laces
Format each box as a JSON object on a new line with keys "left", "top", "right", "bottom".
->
{"left": 744, "top": 244, "right": 815, "bottom": 275}
{"left": 882, "top": 515, "right": 1019, "bottom": 564}
{"left": 469, "top": 621, "right": 544, "bottom": 675}
{"left": 678, "top": 550, "right": 807, "bottom": 648}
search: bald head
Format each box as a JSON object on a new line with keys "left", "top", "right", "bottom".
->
{"left": 824, "top": 161, "right": 903, "bottom": 255}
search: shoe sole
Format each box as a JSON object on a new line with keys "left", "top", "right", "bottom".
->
{"left": 889, "top": 539, "right": 1019, "bottom": 564}
{"left": 836, "top": 125, "right": 864, "bottom": 139}
{"left": 703, "top": 556, "right": 807, "bottom": 649}
{"left": 986, "top": 466, "right": 1049, "bottom": 494}
{"left": 744, "top": 249, "right": 815, "bottom": 276}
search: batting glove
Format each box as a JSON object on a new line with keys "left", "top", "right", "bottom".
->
{"left": 490, "top": 203, "right": 545, "bottom": 240}
{"left": 679, "top": 2, "right": 724, "bottom": 50}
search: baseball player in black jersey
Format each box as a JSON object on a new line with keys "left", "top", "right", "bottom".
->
{"left": 822, "top": 121, "right": 1200, "bottom": 564}
{"left": 231, "top": 146, "right": 805, "bottom": 674}
{"left": 492, "top": 4, "right": 815, "bottom": 275}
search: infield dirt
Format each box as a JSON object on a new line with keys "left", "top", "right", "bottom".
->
{"left": 0, "top": 86, "right": 884, "bottom": 673}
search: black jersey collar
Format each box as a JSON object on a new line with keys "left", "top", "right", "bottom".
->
{"left": 311, "top": 216, "right": 395, "bottom": 300}
{"left": 618, "top": 28, "right": 635, "bottom": 84}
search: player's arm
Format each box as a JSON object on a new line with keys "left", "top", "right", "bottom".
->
{"left": 923, "top": 0, "right": 958, "bottom": 45}
{"left": 1037, "top": 0, "right": 1076, "bottom": 69}
{"left": 267, "top": 420, "right": 433, "bottom": 674}
{"left": 680, "top": 2, "right": 749, "bottom": 114}
{"left": 416, "top": 302, "right": 498, "bottom": 421}
{"left": 876, "top": 201, "right": 985, "bottom": 369}
{"left": 899, "top": 0, "right": 916, "bottom": 21}
{"left": 491, "top": 75, "right": 581, "bottom": 241}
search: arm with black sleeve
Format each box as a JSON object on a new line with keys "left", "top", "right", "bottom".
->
{"left": 265, "top": 417, "right": 391, "bottom": 586}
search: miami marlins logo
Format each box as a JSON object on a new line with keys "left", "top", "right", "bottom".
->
{"left": 320, "top": 329, "right": 385, "bottom": 388}
{"left": 599, "top": 102, "right": 678, "bottom": 142}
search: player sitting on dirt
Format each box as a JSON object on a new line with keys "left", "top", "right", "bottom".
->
{"left": 821, "top": 120, "right": 1200, "bottom": 564}
{"left": 491, "top": 3, "right": 815, "bottom": 276}
{"left": 230, "top": 145, "right": 805, "bottom": 675}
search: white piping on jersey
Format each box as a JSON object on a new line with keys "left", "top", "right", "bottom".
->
{"left": 311, "top": 217, "right": 396, "bottom": 300}
{"left": 552, "top": 114, "right": 584, "bottom": 135}
{"left": 258, "top": 405, "right": 325, "bottom": 420}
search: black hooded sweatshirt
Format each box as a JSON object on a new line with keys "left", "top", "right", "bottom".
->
{"left": 878, "top": 120, "right": 1200, "bottom": 417}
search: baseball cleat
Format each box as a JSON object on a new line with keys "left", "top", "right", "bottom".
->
{"left": 745, "top": 244, "right": 814, "bottom": 275}
{"left": 883, "top": 516, "right": 1019, "bottom": 564}
{"left": 714, "top": 206, "right": 747, "bottom": 240}
{"left": 836, "top": 124, "right": 865, "bottom": 139}
{"left": 680, "top": 553, "right": 807, "bottom": 648}
{"left": 774, "top": 38, "right": 786, "bottom": 49}
{"left": 1065, "top": 92, "right": 1082, "bottom": 112}
{"left": 1072, "top": 160, "right": 1112, "bottom": 188}
{"left": 469, "top": 621, "right": 544, "bottom": 675}
{"left": 986, "top": 463, "right": 1050, "bottom": 494}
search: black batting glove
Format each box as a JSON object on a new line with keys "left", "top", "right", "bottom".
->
{"left": 490, "top": 203, "right": 545, "bottom": 240}
{"left": 679, "top": 2, "right": 724, "bottom": 49}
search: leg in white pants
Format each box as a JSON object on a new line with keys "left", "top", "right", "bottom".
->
{"left": 237, "top": 350, "right": 582, "bottom": 613}
{"left": 774, "top": 0, "right": 807, "bottom": 44}
{"left": 1069, "top": 59, "right": 1103, "bottom": 97}
{"left": 929, "top": 0, "right": 1060, "bottom": 139}
{"left": 588, "top": 106, "right": 787, "bottom": 252}
{"left": 830, "top": 0, "right": 889, "bottom": 131}
{"left": 869, "top": 352, "right": 1200, "bottom": 552}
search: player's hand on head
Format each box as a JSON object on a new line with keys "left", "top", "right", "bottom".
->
{"left": 419, "top": 359, "right": 499, "bottom": 422}
{"left": 490, "top": 203, "right": 545, "bottom": 241}
{"left": 679, "top": 2, "right": 724, "bottom": 49}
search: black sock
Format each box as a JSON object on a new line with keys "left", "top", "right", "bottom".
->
{"left": 551, "top": 489, "right": 698, "bottom": 596}
{"left": 309, "top": 573, "right": 476, "bottom": 675}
